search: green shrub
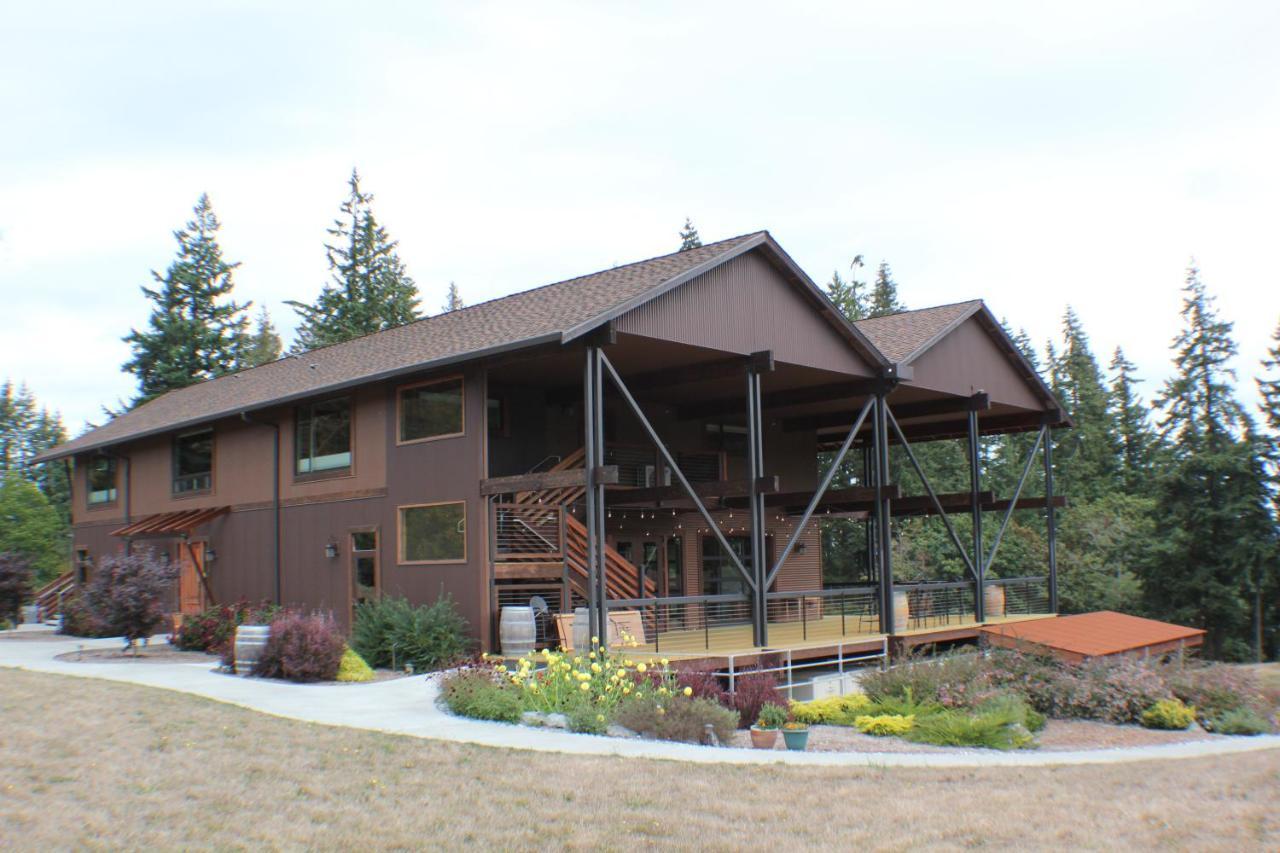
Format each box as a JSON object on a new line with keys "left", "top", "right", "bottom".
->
{"left": 171, "top": 600, "right": 279, "bottom": 658}
{"left": 1208, "top": 707, "right": 1271, "bottom": 736}
{"left": 755, "top": 703, "right": 788, "bottom": 729}
{"left": 854, "top": 714, "right": 914, "bottom": 736}
{"left": 351, "top": 595, "right": 472, "bottom": 673}
{"left": 336, "top": 647, "right": 375, "bottom": 683}
{"left": 861, "top": 652, "right": 995, "bottom": 708}
{"left": 985, "top": 649, "right": 1168, "bottom": 724}
{"left": 566, "top": 702, "right": 608, "bottom": 734}
{"left": 1166, "top": 664, "right": 1270, "bottom": 729}
{"left": 905, "top": 705, "right": 1035, "bottom": 751}
{"left": 439, "top": 665, "right": 522, "bottom": 722}
{"left": 611, "top": 695, "right": 739, "bottom": 744}
{"left": 865, "top": 688, "right": 942, "bottom": 719}
{"left": 1141, "top": 698, "right": 1196, "bottom": 730}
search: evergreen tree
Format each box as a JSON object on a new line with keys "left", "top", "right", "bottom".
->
{"left": 288, "top": 170, "right": 420, "bottom": 351}
{"left": 1141, "top": 263, "right": 1266, "bottom": 659}
{"left": 122, "top": 194, "right": 251, "bottom": 405}
{"left": 443, "top": 282, "right": 464, "bottom": 312}
{"left": 1052, "top": 307, "right": 1119, "bottom": 502}
{"left": 824, "top": 256, "right": 869, "bottom": 321}
{"left": 868, "top": 261, "right": 905, "bottom": 317}
{"left": 243, "top": 308, "right": 284, "bottom": 367}
{"left": 678, "top": 218, "right": 702, "bottom": 251}
{"left": 0, "top": 381, "right": 36, "bottom": 475}
{"left": 1257, "top": 317, "right": 1280, "bottom": 480}
{"left": 0, "top": 381, "right": 69, "bottom": 520}
{"left": 1108, "top": 347, "right": 1157, "bottom": 496}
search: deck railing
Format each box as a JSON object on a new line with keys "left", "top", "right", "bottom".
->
{"left": 988, "top": 576, "right": 1050, "bottom": 616}
{"left": 897, "top": 580, "right": 976, "bottom": 629}
{"left": 492, "top": 502, "right": 564, "bottom": 562}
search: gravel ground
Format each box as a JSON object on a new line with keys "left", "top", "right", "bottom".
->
{"left": 726, "top": 719, "right": 1225, "bottom": 753}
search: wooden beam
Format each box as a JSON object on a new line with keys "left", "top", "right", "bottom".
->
{"left": 722, "top": 484, "right": 899, "bottom": 510}
{"left": 545, "top": 353, "right": 769, "bottom": 405}
{"left": 606, "top": 475, "right": 781, "bottom": 506}
{"left": 480, "top": 465, "right": 619, "bottom": 496}
{"left": 784, "top": 393, "right": 990, "bottom": 433}
{"left": 816, "top": 411, "right": 1052, "bottom": 447}
{"left": 677, "top": 379, "right": 881, "bottom": 421}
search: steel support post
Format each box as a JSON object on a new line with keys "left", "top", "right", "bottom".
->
{"left": 863, "top": 445, "right": 875, "bottom": 585}
{"left": 873, "top": 394, "right": 895, "bottom": 635}
{"left": 590, "top": 349, "right": 608, "bottom": 647}
{"left": 746, "top": 369, "right": 768, "bottom": 647}
{"left": 969, "top": 408, "right": 985, "bottom": 623}
{"left": 582, "top": 347, "right": 601, "bottom": 644}
{"left": 1044, "top": 427, "right": 1058, "bottom": 613}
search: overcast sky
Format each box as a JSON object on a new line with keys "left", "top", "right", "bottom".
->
{"left": 3, "top": 2, "right": 1278, "bottom": 434}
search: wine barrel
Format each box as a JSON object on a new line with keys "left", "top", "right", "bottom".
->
{"left": 983, "top": 584, "right": 1007, "bottom": 619}
{"left": 892, "top": 589, "right": 911, "bottom": 629}
{"left": 233, "top": 625, "right": 270, "bottom": 675}
{"left": 499, "top": 605, "right": 537, "bottom": 657}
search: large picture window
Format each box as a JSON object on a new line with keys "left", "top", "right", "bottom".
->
{"left": 398, "top": 377, "right": 464, "bottom": 443}
{"left": 173, "top": 430, "right": 213, "bottom": 494}
{"left": 295, "top": 397, "right": 352, "bottom": 475}
{"left": 399, "top": 502, "right": 466, "bottom": 563}
{"left": 87, "top": 456, "right": 117, "bottom": 505}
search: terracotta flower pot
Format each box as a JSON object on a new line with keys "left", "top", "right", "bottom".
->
{"left": 749, "top": 726, "right": 778, "bottom": 749}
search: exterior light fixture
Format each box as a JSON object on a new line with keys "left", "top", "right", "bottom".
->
{"left": 205, "top": 547, "right": 217, "bottom": 564}
{"left": 325, "top": 541, "right": 339, "bottom": 559}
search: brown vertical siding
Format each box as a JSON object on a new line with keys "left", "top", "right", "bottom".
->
{"left": 615, "top": 251, "right": 873, "bottom": 377}
{"left": 906, "top": 317, "right": 1043, "bottom": 409}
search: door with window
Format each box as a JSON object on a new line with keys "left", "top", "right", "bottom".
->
{"left": 702, "top": 536, "right": 752, "bottom": 623}
{"left": 350, "top": 530, "right": 379, "bottom": 618}
{"left": 614, "top": 537, "right": 665, "bottom": 598}
{"left": 178, "top": 541, "right": 207, "bottom": 615}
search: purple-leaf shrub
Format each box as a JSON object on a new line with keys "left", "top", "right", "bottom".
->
{"left": 82, "top": 550, "right": 180, "bottom": 646}
{"left": 727, "top": 669, "right": 780, "bottom": 729}
{"left": 252, "top": 611, "right": 345, "bottom": 682}
{"left": 676, "top": 668, "right": 727, "bottom": 706}
{"left": 0, "top": 552, "right": 34, "bottom": 625}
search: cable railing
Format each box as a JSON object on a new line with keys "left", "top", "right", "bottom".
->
{"left": 987, "top": 576, "right": 1050, "bottom": 616}
{"left": 895, "top": 580, "right": 976, "bottom": 630}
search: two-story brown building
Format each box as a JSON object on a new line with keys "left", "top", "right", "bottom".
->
{"left": 37, "top": 231, "right": 1068, "bottom": 659}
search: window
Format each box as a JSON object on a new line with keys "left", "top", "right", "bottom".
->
{"left": 87, "top": 456, "right": 117, "bottom": 505}
{"left": 398, "top": 377, "right": 464, "bottom": 443}
{"left": 173, "top": 430, "right": 213, "bottom": 494}
{"left": 399, "top": 502, "right": 466, "bottom": 563}
{"left": 295, "top": 397, "right": 352, "bottom": 475}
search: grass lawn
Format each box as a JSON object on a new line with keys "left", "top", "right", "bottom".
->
{"left": 1, "top": 669, "right": 1277, "bottom": 850}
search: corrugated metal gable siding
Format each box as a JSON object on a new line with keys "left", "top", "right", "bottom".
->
{"left": 616, "top": 251, "right": 873, "bottom": 376}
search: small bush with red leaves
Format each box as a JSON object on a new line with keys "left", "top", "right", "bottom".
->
{"left": 726, "top": 668, "right": 780, "bottom": 729}
{"left": 252, "top": 611, "right": 346, "bottom": 682}
{"left": 171, "top": 600, "right": 280, "bottom": 658}
{"left": 0, "top": 552, "right": 34, "bottom": 626}
{"left": 675, "top": 667, "right": 727, "bottom": 706}
{"left": 57, "top": 588, "right": 112, "bottom": 637}
{"left": 80, "top": 550, "right": 179, "bottom": 646}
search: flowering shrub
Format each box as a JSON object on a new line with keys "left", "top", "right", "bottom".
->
{"left": 1141, "top": 698, "right": 1196, "bottom": 730}
{"left": 497, "top": 640, "right": 679, "bottom": 719}
{"left": 336, "top": 647, "right": 375, "bottom": 683}
{"left": 862, "top": 652, "right": 994, "bottom": 709}
{"left": 789, "top": 694, "right": 872, "bottom": 726}
{"left": 252, "top": 611, "right": 345, "bottom": 682}
{"left": 984, "top": 649, "right": 1169, "bottom": 723}
{"left": 171, "top": 600, "right": 279, "bottom": 658}
{"left": 855, "top": 714, "right": 915, "bottom": 736}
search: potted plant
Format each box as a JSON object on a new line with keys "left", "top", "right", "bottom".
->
{"left": 781, "top": 719, "right": 810, "bottom": 751}
{"left": 750, "top": 703, "right": 787, "bottom": 749}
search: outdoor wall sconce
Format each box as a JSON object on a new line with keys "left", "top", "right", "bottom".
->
{"left": 796, "top": 542, "right": 807, "bottom": 555}
{"left": 204, "top": 547, "right": 217, "bottom": 564}
{"left": 324, "top": 541, "right": 339, "bottom": 559}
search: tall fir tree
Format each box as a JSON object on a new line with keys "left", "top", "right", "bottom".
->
{"left": 443, "top": 282, "right": 464, "bottom": 312}
{"left": 1257, "top": 317, "right": 1280, "bottom": 481}
{"left": 1108, "top": 347, "right": 1157, "bottom": 496}
{"left": 288, "top": 170, "right": 421, "bottom": 351}
{"left": 1141, "top": 263, "right": 1268, "bottom": 659}
{"left": 243, "top": 308, "right": 284, "bottom": 367}
{"left": 678, "top": 218, "right": 702, "bottom": 251}
{"left": 824, "top": 256, "right": 869, "bottom": 321}
{"left": 122, "top": 194, "right": 252, "bottom": 405}
{"left": 1051, "top": 307, "right": 1119, "bottom": 502}
{"left": 868, "top": 261, "right": 905, "bottom": 317}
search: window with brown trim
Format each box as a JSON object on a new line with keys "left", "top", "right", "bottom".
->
{"left": 295, "top": 397, "right": 352, "bottom": 476}
{"left": 398, "top": 502, "right": 466, "bottom": 563}
{"left": 87, "top": 456, "right": 118, "bottom": 505}
{"left": 173, "top": 429, "right": 213, "bottom": 494}
{"left": 398, "top": 377, "right": 464, "bottom": 443}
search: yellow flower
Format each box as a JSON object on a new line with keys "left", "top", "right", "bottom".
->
{"left": 591, "top": 636, "right": 599, "bottom": 645}
{"left": 590, "top": 662, "right": 602, "bottom": 673}
{"left": 656, "top": 706, "right": 665, "bottom": 715}
{"left": 636, "top": 663, "right": 647, "bottom": 674}
{"left": 596, "top": 714, "right": 605, "bottom": 723}
{"left": 660, "top": 658, "right": 669, "bottom": 667}
{"left": 623, "top": 685, "right": 631, "bottom": 694}
{"left": 579, "top": 682, "right": 590, "bottom": 692}
{"left": 683, "top": 686, "right": 693, "bottom": 697}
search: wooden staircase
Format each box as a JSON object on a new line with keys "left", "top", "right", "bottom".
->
{"left": 563, "top": 514, "right": 656, "bottom": 601}
{"left": 513, "top": 447, "right": 587, "bottom": 507}
{"left": 33, "top": 569, "right": 76, "bottom": 622}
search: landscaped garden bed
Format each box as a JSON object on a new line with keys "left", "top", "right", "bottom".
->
{"left": 438, "top": 641, "right": 1279, "bottom": 752}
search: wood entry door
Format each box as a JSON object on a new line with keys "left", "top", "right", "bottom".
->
{"left": 178, "top": 541, "right": 208, "bottom": 615}
{"left": 350, "top": 530, "right": 380, "bottom": 618}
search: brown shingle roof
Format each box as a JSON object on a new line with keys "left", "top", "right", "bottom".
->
{"left": 38, "top": 233, "right": 767, "bottom": 461}
{"left": 853, "top": 300, "right": 982, "bottom": 363}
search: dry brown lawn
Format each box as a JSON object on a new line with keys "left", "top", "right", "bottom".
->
{"left": 0, "top": 668, "right": 1276, "bottom": 851}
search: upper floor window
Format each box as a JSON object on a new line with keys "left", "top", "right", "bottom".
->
{"left": 173, "top": 429, "right": 214, "bottom": 494}
{"left": 86, "top": 456, "right": 118, "bottom": 505}
{"left": 398, "top": 377, "right": 464, "bottom": 444}
{"left": 295, "top": 397, "right": 352, "bottom": 475}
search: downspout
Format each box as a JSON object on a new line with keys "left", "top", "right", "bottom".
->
{"left": 241, "top": 413, "right": 282, "bottom": 605}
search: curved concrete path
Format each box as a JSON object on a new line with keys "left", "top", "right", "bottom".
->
{"left": 3, "top": 628, "right": 1277, "bottom": 768}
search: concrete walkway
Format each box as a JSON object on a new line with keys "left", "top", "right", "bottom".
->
{"left": 3, "top": 627, "right": 1277, "bottom": 768}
